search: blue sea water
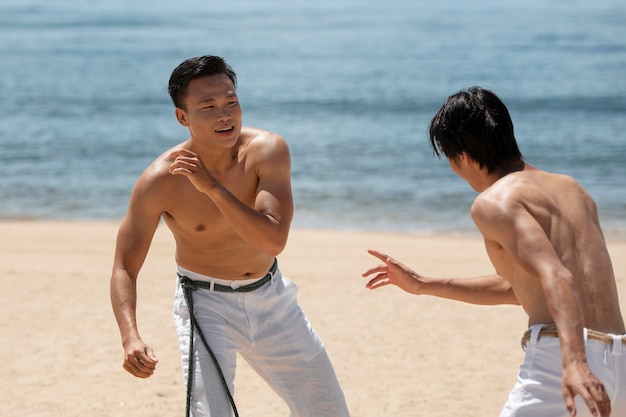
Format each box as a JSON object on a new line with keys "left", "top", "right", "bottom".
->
{"left": 0, "top": 0, "right": 625, "bottom": 236}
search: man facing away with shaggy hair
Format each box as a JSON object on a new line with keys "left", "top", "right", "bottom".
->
{"left": 363, "top": 87, "right": 625, "bottom": 417}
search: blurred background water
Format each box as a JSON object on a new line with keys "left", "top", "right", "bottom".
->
{"left": 1, "top": 0, "right": 624, "bottom": 236}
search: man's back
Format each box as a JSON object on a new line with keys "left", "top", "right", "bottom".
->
{"left": 475, "top": 164, "right": 624, "bottom": 333}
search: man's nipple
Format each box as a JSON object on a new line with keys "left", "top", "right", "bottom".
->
{"left": 195, "top": 224, "right": 206, "bottom": 232}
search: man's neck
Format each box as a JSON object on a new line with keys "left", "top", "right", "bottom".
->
{"left": 189, "top": 139, "right": 239, "bottom": 173}
{"left": 495, "top": 159, "right": 526, "bottom": 180}
{"left": 478, "top": 159, "right": 526, "bottom": 191}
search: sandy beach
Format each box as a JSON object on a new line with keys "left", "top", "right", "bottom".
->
{"left": 0, "top": 221, "right": 624, "bottom": 417}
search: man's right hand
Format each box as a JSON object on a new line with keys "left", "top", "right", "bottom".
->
{"left": 362, "top": 249, "right": 424, "bottom": 294}
{"left": 562, "top": 361, "right": 611, "bottom": 417}
{"left": 122, "top": 338, "right": 158, "bottom": 378}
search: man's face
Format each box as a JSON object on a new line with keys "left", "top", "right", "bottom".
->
{"left": 176, "top": 74, "right": 243, "bottom": 149}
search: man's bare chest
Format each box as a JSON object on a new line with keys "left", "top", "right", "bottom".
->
{"left": 162, "top": 173, "right": 257, "bottom": 231}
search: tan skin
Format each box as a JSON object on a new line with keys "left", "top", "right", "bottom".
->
{"left": 363, "top": 152, "right": 624, "bottom": 417}
{"left": 110, "top": 74, "right": 293, "bottom": 379}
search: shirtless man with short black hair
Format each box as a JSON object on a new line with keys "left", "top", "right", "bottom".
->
{"left": 110, "top": 55, "right": 350, "bottom": 417}
{"left": 363, "top": 87, "right": 625, "bottom": 417}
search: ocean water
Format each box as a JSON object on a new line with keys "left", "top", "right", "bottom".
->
{"left": 1, "top": 0, "right": 625, "bottom": 236}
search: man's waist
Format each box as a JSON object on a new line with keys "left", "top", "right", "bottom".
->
{"left": 521, "top": 324, "right": 626, "bottom": 349}
{"left": 177, "top": 258, "right": 278, "bottom": 293}
{"left": 176, "top": 258, "right": 277, "bottom": 281}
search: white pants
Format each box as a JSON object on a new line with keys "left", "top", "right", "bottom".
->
{"left": 500, "top": 324, "right": 626, "bottom": 417}
{"left": 173, "top": 265, "right": 350, "bottom": 417}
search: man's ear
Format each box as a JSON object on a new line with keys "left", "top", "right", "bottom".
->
{"left": 175, "top": 107, "right": 188, "bottom": 126}
{"left": 459, "top": 151, "right": 474, "bottom": 167}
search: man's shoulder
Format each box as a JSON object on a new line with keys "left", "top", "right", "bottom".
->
{"left": 239, "top": 127, "right": 290, "bottom": 163}
{"left": 485, "top": 167, "right": 579, "bottom": 199}
{"left": 504, "top": 169, "right": 586, "bottom": 204}
{"left": 471, "top": 175, "right": 533, "bottom": 221}
{"left": 474, "top": 168, "right": 591, "bottom": 223}
{"left": 241, "top": 126, "right": 285, "bottom": 146}
{"left": 136, "top": 142, "right": 189, "bottom": 188}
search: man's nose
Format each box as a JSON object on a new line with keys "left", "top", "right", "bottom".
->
{"left": 217, "top": 107, "right": 231, "bottom": 120}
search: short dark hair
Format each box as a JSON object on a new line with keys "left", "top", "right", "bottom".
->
{"left": 167, "top": 55, "right": 237, "bottom": 109}
{"left": 428, "top": 87, "right": 522, "bottom": 174}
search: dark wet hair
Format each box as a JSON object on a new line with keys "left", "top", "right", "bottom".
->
{"left": 167, "top": 55, "right": 237, "bottom": 109}
{"left": 428, "top": 87, "right": 522, "bottom": 173}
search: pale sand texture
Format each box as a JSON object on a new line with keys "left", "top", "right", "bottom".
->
{"left": 0, "top": 221, "right": 624, "bottom": 416}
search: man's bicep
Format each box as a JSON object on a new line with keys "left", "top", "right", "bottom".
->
{"left": 473, "top": 200, "right": 559, "bottom": 278}
{"left": 254, "top": 139, "right": 294, "bottom": 225}
{"left": 114, "top": 216, "right": 160, "bottom": 278}
{"left": 114, "top": 181, "right": 163, "bottom": 276}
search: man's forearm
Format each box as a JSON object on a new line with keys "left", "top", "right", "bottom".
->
{"left": 110, "top": 270, "right": 141, "bottom": 346}
{"left": 541, "top": 270, "right": 587, "bottom": 365}
{"left": 204, "top": 185, "right": 291, "bottom": 256}
{"left": 428, "top": 274, "right": 519, "bottom": 305}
